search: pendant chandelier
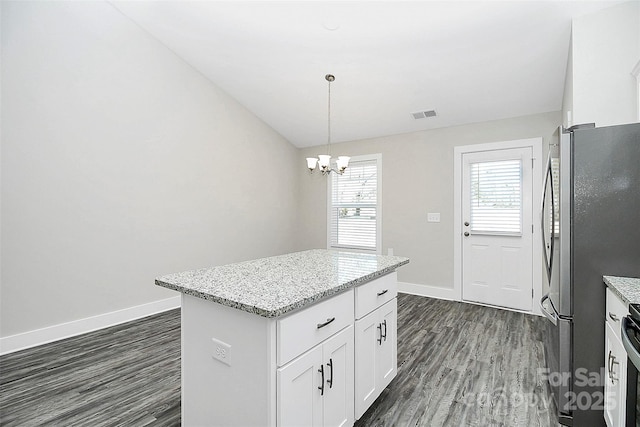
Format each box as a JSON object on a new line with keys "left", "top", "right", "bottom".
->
{"left": 306, "top": 74, "right": 350, "bottom": 175}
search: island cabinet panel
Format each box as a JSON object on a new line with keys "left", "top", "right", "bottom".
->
{"left": 278, "top": 290, "right": 354, "bottom": 366}
{"left": 354, "top": 298, "right": 397, "bottom": 419}
{"left": 277, "top": 326, "right": 354, "bottom": 427}
{"left": 181, "top": 294, "right": 277, "bottom": 427}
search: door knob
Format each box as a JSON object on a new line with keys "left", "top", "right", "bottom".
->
{"left": 464, "top": 232, "right": 470, "bottom": 237}
{"left": 464, "top": 222, "right": 469, "bottom": 226}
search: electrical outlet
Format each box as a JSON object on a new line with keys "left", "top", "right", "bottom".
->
{"left": 427, "top": 213, "right": 441, "bottom": 222}
{"left": 212, "top": 337, "right": 232, "bottom": 366}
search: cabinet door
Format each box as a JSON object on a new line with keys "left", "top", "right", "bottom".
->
{"left": 355, "top": 310, "right": 379, "bottom": 419}
{"left": 322, "top": 326, "right": 354, "bottom": 427}
{"left": 277, "top": 345, "right": 324, "bottom": 427}
{"left": 377, "top": 298, "right": 397, "bottom": 391}
{"left": 604, "top": 322, "right": 627, "bottom": 427}
{"left": 354, "top": 299, "right": 398, "bottom": 420}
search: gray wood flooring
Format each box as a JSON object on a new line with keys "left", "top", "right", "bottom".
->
{"left": 354, "top": 294, "right": 558, "bottom": 427}
{"left": 0, "top": 294, "right": 557, "bottom": 426}
{"left": 0, "top": 309, "right": 181, "bottom": 426}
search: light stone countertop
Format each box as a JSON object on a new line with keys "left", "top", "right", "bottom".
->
{"left": 156, "top": 249, "right": 410, "bottom": 318}
{"left": 604, "top": 275, "right": 640, "bottom": 305}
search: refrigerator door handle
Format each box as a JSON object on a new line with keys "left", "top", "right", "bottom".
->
{"left": 540, "top": 152, "right": 555, "bottom": 284}
{"left": 539, "top": 294, "right": 558, "bottom": 326}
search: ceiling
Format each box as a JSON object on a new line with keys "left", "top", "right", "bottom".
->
{"left": 111, "top": 1, "right": 620, "bottom": 148}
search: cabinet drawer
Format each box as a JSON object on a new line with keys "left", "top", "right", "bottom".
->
{"left": 606, "top": 287, "right": 628, "bottom": 341}
{"left": 277, "top": 289, "right": 354, "bottom": 366}
{"left": 355, "top": 272, "right": 397, "bottom": 319}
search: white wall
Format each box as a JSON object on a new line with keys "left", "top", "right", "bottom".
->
{"left": 297, "top": 111, "right": 561, "bottom": 294}
{"left": 569, "top": 1, "right": 640, "bottom": 127}
{"left": 562, "top": 37, "right": 574, "bottom": 128}
{"left": 1, "top": 1, "right": 298, "bottom": 339}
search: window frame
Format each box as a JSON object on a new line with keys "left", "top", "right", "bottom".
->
{"left": 326, "top": 153, "right": 382, "bottom": 254}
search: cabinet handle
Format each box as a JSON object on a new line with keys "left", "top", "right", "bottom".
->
{"left": 316, "top": 317, "right": 335, "bottom": 329}
{"left": 326, "top": 358, "right": 333, "bottom": 389}
{"left": 377, "top": 289, "right": 388, "bottom": 297}
{"left": 611, "top": 355, "right": 619, "bottom": 383}
{"left": 609, "top": 312, "right": 619, "bottom": 322}
{"left": 318, "top": 365, "right": 325, "bottom": 396}
{"left": 608, "top": 351, "right": 619, "bottom": 384}
{"left": 377, "top": 323, "right": 383, "bottom": 345}
{"left": 382, "top": 319, "right": 387, "bottom": 341}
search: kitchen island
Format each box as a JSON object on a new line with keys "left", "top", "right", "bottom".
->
{"left": 156, "top": 249, "right": 409, "bottom": 427}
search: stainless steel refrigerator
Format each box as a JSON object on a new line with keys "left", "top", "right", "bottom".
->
{"left": 539, "top": 122, "right": 640, "bottom": 426}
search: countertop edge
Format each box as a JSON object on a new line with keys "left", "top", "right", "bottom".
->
{"left": 604, "top": 275, "right": 640, "bottom": 305}
{"left": 156, "top": 258, "right": 409, "bottom": 318}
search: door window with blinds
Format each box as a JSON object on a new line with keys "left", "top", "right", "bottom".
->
{"left": 470, "top": 159, "right": 523, "bottom": 235}
{"left": 328, "top": 154, "right": 381, "bottom": 253}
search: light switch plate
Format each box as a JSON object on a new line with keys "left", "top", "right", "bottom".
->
{"left": 427, "top": 213, "right": 440, "bottom": 222}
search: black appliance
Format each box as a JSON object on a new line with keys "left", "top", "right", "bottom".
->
{"left": 622, "top": 303, "right": 640, "bottom": 427}
{"left": 539, "top": 123, "right": 640, "bottom": 426}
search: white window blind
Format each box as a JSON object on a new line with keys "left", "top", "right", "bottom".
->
{"left": 470, "top": 159, "right": 522, "bottom": 234}
{"left": 329, "top": 157, "right": 379, "bottom": 251}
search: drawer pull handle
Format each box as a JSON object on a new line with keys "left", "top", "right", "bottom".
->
{"left": 317, "top": 317, "right": 336, "bottom": 329}
{"left": 609, "top": 312, "right": 619, "bottom": 322}
{"left": 377, "top": 289, "right": 388, "bottom": 297}
{"left": 610, "top": 352, "right": 619, "bottom": 384}
{"left": 326, "top": 358, "right": 333, "bottom": 389}
{"left": 318, "top": 365, "right": 324, "bottom": 395}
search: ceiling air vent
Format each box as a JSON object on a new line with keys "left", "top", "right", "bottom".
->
{"left": 411, "top": 110, "right": 437, "bottom": 120}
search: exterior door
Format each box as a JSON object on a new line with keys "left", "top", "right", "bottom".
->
{"left": 462, "top": 147, "right": 533, "bottom": 311}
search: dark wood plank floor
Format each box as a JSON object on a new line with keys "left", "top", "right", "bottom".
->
{"left": 355, "top": 294, "right": 558, "bottom": 427}
{"left": 0, "top": 294, "right": 557, "bottom": 426}
{"left": 0, "top": 309, "right": 181, "bottom": 427}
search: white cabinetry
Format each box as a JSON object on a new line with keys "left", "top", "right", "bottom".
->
{"left": 180, "top": 272, "right": 398, "bottom": 426}
{"left": 278, "top": 326, "right": 354, "bottom": 427}
{"left": 354, "top": 273, "right": 398, "bottom": 419}
{"left": 604, "top": 287, "right": 629, "bottom": 427}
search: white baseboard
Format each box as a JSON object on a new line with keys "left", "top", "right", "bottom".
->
{"left": 398, "top": 282, "right": 457, "bottom": 301}
{"left": 398, "top": 281, "right": 541, "bottom": 316}
{"left": 0, "top": 296, "right": 181, "bottom": 355}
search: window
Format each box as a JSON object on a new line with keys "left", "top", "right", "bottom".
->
{"left": 469, "top": 159, "right": 522, "bottom": 235}
{"left": 328, "top": 154, "right": 381, "bottom": 253}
